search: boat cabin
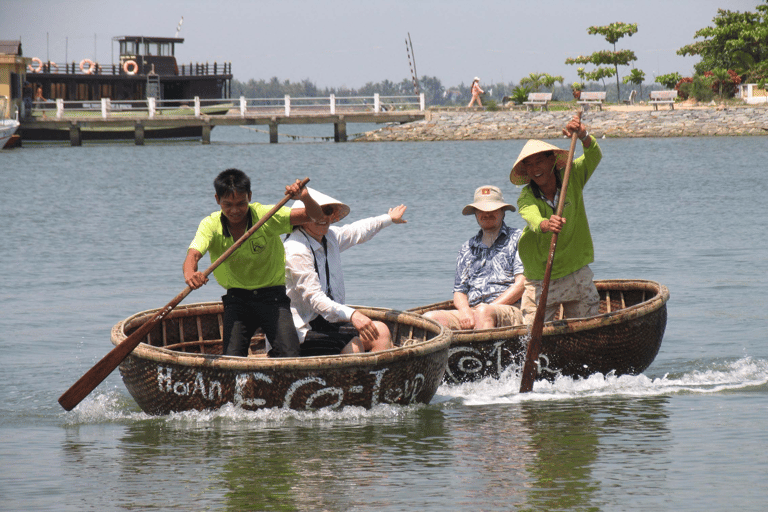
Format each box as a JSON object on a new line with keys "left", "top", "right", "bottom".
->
{"left": 0, "top": 40, "right": 29, "bottom": 118}
{"left": 24, "top": 35, "right": 232, "bottom": 103}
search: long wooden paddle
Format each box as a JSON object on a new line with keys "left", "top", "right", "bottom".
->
{"left": 58, "top": 178, "right": 310, "bottom": 411}
{"left": 519, "top": 113, "right": 582, "bottom": 393}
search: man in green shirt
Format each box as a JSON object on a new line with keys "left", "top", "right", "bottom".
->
{"left": 510, "top": 115, "right": 602, "bottom": 324}
{"left": 183, "top": 168, "right": 325, "bottom": 357}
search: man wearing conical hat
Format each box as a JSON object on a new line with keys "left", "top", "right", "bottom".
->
{"left": 424, "top": 185, "right": 525, "bottom": 330}
{"left": 284, "top": 188, "right": 408, "bottom": 355}
{"left": 511, "top": 115, "right": 602, "bottom": 324}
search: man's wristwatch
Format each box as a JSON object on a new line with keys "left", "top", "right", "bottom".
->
{"left": 579, "top": 131, "right": 590, "bottom": 142}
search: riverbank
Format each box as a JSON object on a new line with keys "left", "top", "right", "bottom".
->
{"left": 354, "top": 103, "right": 768, "bottom": 141}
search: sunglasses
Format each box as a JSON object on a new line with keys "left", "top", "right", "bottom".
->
{"left": 321, "top": 205, "right": 336, "bottom": 216}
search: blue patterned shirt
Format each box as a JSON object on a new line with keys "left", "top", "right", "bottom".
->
{"left": 453, "top": 222, "right": 524, "bottom": 307}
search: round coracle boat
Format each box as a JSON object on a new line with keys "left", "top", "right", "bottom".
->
{"left": 112, "top": 303, "right": 451, "bottom": 415}
{"left": 409, "top": 279, "right": 669, "bottom": 384}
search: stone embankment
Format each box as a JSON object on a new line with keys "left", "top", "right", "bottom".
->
{"left": 354, "top": 106, "right": 768, "bottom": 142}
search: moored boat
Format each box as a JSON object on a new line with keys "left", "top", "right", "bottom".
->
{"left": 1, "top": 117, "right": 19, "bottom": 148}
{"left": 409, "top": 279, "right": 669, "bottom": 384}
{"left": 112, "top": 302, "right": 451, "bottom": 415}
{"left": 21, "top": 35, "right": 233, "bottom": 141}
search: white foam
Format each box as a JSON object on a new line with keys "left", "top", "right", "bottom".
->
{"left": 437, "top": 356, "right": 768, "bottom": 405}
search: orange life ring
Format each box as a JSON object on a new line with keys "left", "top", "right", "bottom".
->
{"left": 80, "top": 59, "right": 96, "bottom": 74}
{"left": 28, "top": 57, "right": 43, "bottom": 73}
{"left": 123, "top": 60, "right": 139, "bottom": 75}
{"left": 48, "top": 61, "right": 58, "bottom": 72}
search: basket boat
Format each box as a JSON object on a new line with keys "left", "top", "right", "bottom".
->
{"left": 408, "top": 279, "right": 669, "bottom": 384}
{"left": 112, "top": 303, "right": 451, "bottom": 415}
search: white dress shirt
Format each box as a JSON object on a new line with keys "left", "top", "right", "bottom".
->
{"left": 284, "top": 214, "right": 393, "bottom": 342}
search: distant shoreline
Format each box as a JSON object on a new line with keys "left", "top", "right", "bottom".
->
{"left": 354, "top": 104, "right": 768, "bottom": 142}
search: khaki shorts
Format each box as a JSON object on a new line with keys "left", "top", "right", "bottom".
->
{"left": 429, "top": 303, "right": 523, "bottom": 330}
{"left": 521, "top": 265, "right": 600, "bottom": 324}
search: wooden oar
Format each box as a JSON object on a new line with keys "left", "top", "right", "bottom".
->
{"left": 58, "top": 178, "right": 310, "bottom": 411}
{"left": 519, "top": 114, "right": 582, "bottom": 393}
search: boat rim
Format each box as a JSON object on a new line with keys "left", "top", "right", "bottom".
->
{"left": 411, "top": 279, "right": 670, "bottom": 340}
{"left": 112, "top": 303, "right": 452, "bottom": 371}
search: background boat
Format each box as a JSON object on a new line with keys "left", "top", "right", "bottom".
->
{"left": 21, "top": 35, "right": 232, "bottom": 141}
{"left": 0, "top": 117, "right": 19, "bottom": 147}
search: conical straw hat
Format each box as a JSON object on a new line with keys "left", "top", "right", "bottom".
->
{"left": 291, "top": 187, "right": 350, "bottom": 221}
{"left": 510, "top": 139, "right": 570, "bottom": 185}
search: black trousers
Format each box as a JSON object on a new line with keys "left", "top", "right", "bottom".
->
{"left": 221, "top": 286, "right": 300, "bottom": 358}
{"left": 300, "top": 316, "right": 358, "bottom": 357}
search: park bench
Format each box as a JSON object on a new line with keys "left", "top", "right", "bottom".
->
{"left": 577, "top": 91, "right": 606, "bottom": 111}
{"left": 649, "top": 90, "right": 678, "bottom": 110}
{"left": 623, "top": 90, "right": 637, "bottom": 105}
{"left": 524, "top": 92, "right": 552, "bottom": 111}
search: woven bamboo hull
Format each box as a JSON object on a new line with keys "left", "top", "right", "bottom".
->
{"left": 409, "top": 280, "right": 669, "bottom": 384}
{"left": 112, "top": 303, "right": 450, "bottom": 415}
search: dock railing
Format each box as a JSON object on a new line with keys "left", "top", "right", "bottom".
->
{"left": 27, "top": 94, "right": 425, "bottom": 119}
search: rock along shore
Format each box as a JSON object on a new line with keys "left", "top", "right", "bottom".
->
{"left": 353, "top": 105, "right": 768, "bottom": 142}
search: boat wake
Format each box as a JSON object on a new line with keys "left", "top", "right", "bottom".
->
{"left": 62, "top": 357, "right": 768, "bottom": 424}
{"left": 435, "top": 356, "right": 768, "bottom": 406}
{"left": 62, "top": 391, "right": 418, "bottom": 425}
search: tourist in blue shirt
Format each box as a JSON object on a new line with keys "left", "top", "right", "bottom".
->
{"left": 425, "top": 185, "right": 525, "bottom": 330}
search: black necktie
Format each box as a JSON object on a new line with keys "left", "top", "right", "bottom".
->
{"left": 321, "top": 236, "right": 333, "bottom": 300}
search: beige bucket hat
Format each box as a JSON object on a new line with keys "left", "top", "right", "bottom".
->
{"left": 510, "top": 139, "right": 570, "bottom": 186}
{"left": 291, "top": 187, "right": 350, "bottom": 222}
{"left": 462, "top": 185, "right": 515, "bottom": 215}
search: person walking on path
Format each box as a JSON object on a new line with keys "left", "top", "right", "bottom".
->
{"left": 468, "top": 77, "right": 484, "bottom": 108}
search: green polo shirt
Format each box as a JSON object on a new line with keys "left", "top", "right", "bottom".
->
{"left": 189, "top": 203, "right": 293, "bottom": 290}
{"left": 517, "top": 137, "right": 602, "bottom": 281}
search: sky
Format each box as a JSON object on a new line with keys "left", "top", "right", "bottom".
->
{"left": 1, "top": 0, "right": 760, "bottom": 89}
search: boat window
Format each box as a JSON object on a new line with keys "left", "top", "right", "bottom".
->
{"left": 144, "top": 42, "right": 161, "bottom": 56}
{"left": 120, "top": 41, "right": 138, "bottom": 55}
{"left": 157, "top": 43, "right": 172, "bottom": 56}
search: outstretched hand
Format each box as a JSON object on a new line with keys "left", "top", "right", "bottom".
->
{"left": 389, "top": 204, "right": 408, "bottom": 224}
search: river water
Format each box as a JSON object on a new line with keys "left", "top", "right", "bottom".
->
{"left": 2, "top": 124, "right": 767, "bottom": 511}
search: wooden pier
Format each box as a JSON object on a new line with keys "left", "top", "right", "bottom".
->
{"left": 19, "top": 94, "right": 426, "bottom": 145}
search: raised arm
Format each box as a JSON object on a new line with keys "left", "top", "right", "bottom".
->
{"left": 287, "top": 179, "right": 326, "bottom": 225}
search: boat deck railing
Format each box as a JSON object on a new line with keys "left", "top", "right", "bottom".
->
{"left": 28, "top": 94, "right": 426, "bottom": 120}
{"left": 26, "top": 60, "right": 232, "bottom": 77}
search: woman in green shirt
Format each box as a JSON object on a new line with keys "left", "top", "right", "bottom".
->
{"left": 510, "top": 115, "right": 603, "bottom": 324}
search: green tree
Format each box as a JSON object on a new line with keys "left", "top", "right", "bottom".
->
{"left": 541, "top": 74, "right": 565, "bottom": 96}
{"left": 655, "top": 72, "right": 682, "bottom": 90}
{"left": 566, "top": 22, "right": 639, "bottom": 101}
{"left": 583, "top": 66, "right": 616, "bottom": 90}
{"left": 622, "top": 68, "right": 645, "bottom": 99}
{"left": 710, "top": 68, "right": 731, "bottom": 98}
{"left": 519, "top": 72, "right": 546, "bottom": 92}
{"left": 677, "top": 3, "right": 768, "bottom": 77}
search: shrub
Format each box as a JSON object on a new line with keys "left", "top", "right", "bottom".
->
{"left": 510, "top": 86, "right": 532, "bottom": 105}
{"left": 675, "top": 77, "right": 693, "bottom": 99}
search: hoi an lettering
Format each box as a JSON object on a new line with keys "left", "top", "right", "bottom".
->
{"left": 155, "top": 365, "right": 427, "bottom": 410}
{"left": 157, "top": 366, "right": 223, "bottom": 401}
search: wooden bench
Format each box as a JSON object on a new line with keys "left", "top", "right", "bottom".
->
{"left": 623, "top": 90, "right": 637, "bottom": 105}
{"left": 649, "top": 90, "right": 678, "bottom": 110}
{"left": 523, "top": 92, "right": 552, "bottom": 111}
{"left": 577, "top": 91, "right": 606, "bottom": 111}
